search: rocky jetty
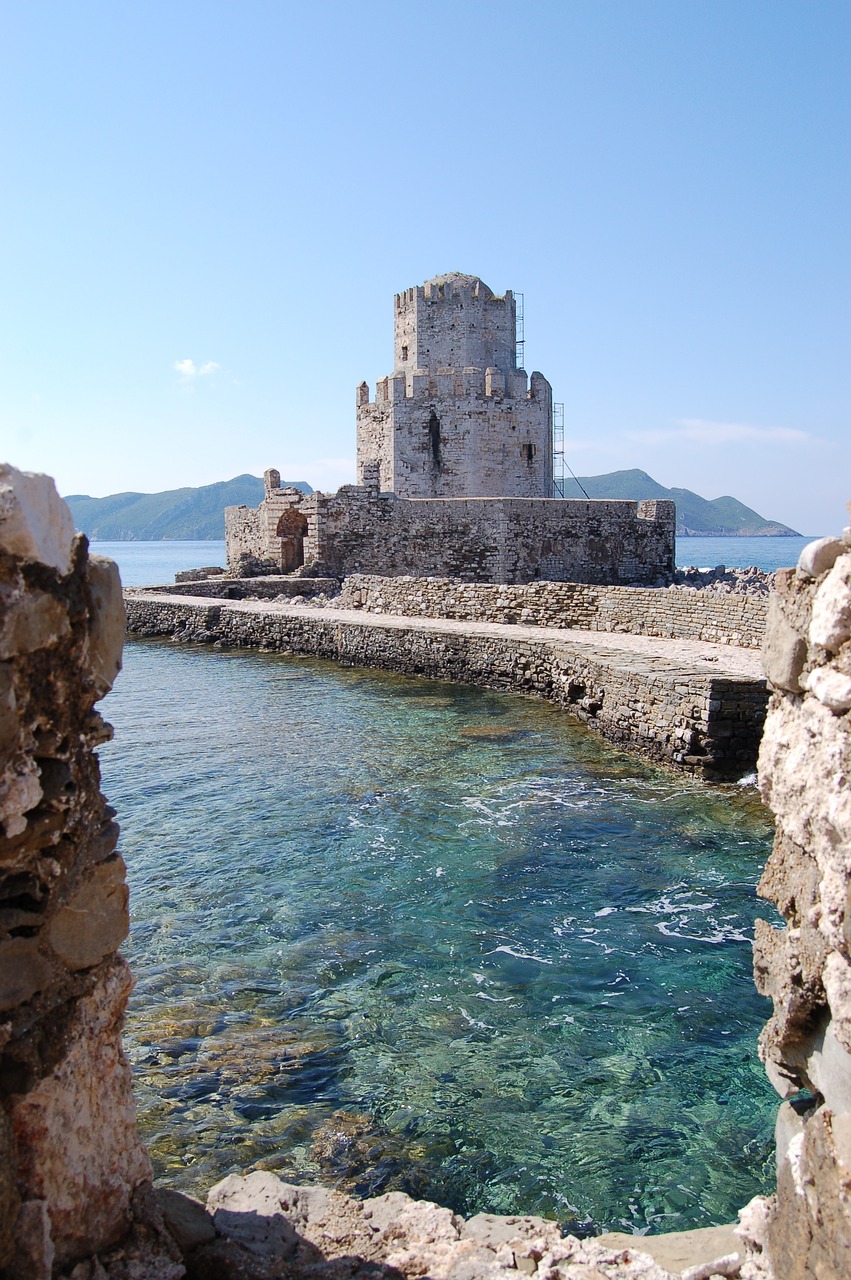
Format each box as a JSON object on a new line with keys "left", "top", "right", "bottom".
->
{"left": 670, "top": 566, "right": 773, "bottom": 597}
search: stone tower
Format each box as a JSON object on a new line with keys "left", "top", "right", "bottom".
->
{"left": 356, "top": 273, "right": 554, "bottom": 499}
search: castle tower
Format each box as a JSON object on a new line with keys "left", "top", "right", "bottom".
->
{"left": 356, "top": 273, "right": 554, "bottom": 499}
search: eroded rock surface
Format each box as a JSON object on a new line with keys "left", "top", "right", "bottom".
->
{"left": 752, "top": 515, "right": 851, "bottom": 1279}
{"left": 0, "top": 465, "right": 176, "bottom": 1278}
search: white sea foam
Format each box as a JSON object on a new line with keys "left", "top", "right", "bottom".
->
{"left": 489, "top": 944, "right": 554, "bottom": 965}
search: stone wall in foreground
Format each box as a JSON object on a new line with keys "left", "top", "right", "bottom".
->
{"left": 0, "top": 466, "right": 179, "bottom": 1279}
{"left": 746, "top": 528, "right": 851, "bottom": 1279}
{"left": 338, "top": 574, "right": 769, "bottom": 649}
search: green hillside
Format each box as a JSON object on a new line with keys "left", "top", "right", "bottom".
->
{"left": 560, "top": 469, "right": 798, "bottom": 536}
{"left": 64, "top": 474, "right": 312, "bottom": 540}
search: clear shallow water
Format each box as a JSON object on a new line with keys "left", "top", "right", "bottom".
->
{"left": 99, "top": 638, "right": 778, "bottom": 1235}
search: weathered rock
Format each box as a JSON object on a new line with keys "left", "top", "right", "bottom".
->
{"left": 10, "top": 959, "right": 153, "bottom": 1267}
{"left": 0, "top": 660, "right": 18, "bottom": 754}
{"left": 806, "top": 665, "right": 851, "bottom": 714}
{"left": 809, "top": 553, "right": 851, "bottom": 652}
{"left": 206, "top": 1172, "right": 299, "bottom": 1263}
{"left": 756, "top": 502, "right": 851, "bottom": 1278}
{"left": 0, "top": 1107, "right": 20, "bottom": 1268}
{"left": 47, "top": 856, "right": 130, "bottom": 970}
{"left": 85, "top": 556, "right": 125, "bottom": 696}
{"left": 0, "top": 935, "right": 52, "bottom": 1010}
{"left": 156, "top": 1188, "right": 216, "bottom": 1254}
{"left": 762, "top": 595, "right": 806, "bottom": 692}
{"left": 0, "top": 464, "right": 75, "bottom": 575}
{"left": 10, "top": 1199, "right": 55, "bottom": 1280}
{"left": 797, "top": 536, "right": 845, "bottom": 580}
{"left": 0, "top": 591, "right": 71, "bottom": 659}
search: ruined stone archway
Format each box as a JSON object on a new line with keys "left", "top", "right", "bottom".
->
{"left": 275, "top": 509, "right": 309, "bottom": 573}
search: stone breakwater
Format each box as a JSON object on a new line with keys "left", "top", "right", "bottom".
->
{"left": 123, "top": 593, "right": 766, "bottom": 778}
{"left": 147, "top": 570, "right": 770, "bottom": 647}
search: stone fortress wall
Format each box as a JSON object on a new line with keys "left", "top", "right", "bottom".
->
{"left": 124, "top": 589, "right": 767, "bottom": 778}
{"left": 224, "top": 274, "right": 677, "bottom": 587}
{"left": 225, "top": 471, "right": 676, "bottom": 586}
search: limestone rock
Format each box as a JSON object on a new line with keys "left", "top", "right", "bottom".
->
{"left": 0, "top": 936, "right": 52, "bottom": 1011}
{"left": 809, "top": 554, "right": 851, "bottom": 652}
{"left": 805, "top": 666, "right": 851, "bottom": 714}
{"left": 48, "top": 856, "right": 130, "bottom": 971}
{"left": 156, "top": 1188, "right": 215, "bottom": 1255}
{"left": 85, "top": 556, "right": 125, "bottom": 697}
{"left": 206, "top": 1172, "right": 298, "bottom": 1262}
{"left": 0, "top": 592, "right": 71, "bottom": 659}
{"left": 0, "top": 1108, "right": 20, "bottom": 1268}
{"left": 0, "top": 661, "right": 17, "bottom": 756}
{"left": 762, "top": 596, "right": 806, "bottom": 691}
{"left": 11, "top": 1199, "right": 55, "bottom": 1280}
{"left": 10, "top": 959, "right": 153, "bottom": 1267}
{"left": 0, "top": 464, "right": 75, "bottom": 576}
{"left": 797, "top": 536, "right": 845, "bottom": 580}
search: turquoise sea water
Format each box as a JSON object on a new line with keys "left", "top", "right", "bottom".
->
{"left": 99, "top": 616, "right": 779, "bottom": 1235}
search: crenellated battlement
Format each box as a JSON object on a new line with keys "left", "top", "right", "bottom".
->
{"left": 356, "top": 367, "right": 553, "bottom": 407}
{"left": 393, "top": 276, "right": 511, "bottom": 310}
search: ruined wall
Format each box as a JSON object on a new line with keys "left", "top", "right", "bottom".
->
{"left": 338, "top": 574, "right": 767, "bottom": 649}
{"left": 0, "top": 466, "right": 177, "bottom": 1279}
{"left": 226, "top": 486, "right": 676, "bottom": 586}
{"left": 748, "top": 526, "right": 851, "bottom": 1278}
{"left": 313, "top": 492, "right": 675, "bottom": 584}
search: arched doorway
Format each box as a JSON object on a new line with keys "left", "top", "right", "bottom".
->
{"left": 275, "top": 509, "right": 309, "bottom": 572}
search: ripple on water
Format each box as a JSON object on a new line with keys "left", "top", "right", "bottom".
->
{"left": 101, "top": 640, "right": 777, "bottom": 1233}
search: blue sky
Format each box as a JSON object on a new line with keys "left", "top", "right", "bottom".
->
{"left": 2, "top": 0, "right": 848, "bottom": 534}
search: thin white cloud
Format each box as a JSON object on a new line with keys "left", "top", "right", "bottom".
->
{"left": 627, "top": 418, "right": 810, "bottom": 446}
{"left": 173, "top": 358, "right": 219, "bottom": 380}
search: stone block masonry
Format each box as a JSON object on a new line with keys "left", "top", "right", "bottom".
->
{"left": 123, "top": 593, "right": 767, "bottom": 778}
{"left": 338, "top": 574, "right": 768, "bottom": 650}
{"left": 226, "top": 484, "right": 676, "bottom": 586}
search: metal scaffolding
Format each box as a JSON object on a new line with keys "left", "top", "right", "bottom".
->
{"left": 514, "top": 292, "right": 525, "bottom": 369}
{"left": 552, "top": 402, "right": 565, "bottom": 497}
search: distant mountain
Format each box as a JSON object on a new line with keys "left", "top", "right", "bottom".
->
{"left": 64, "top": 475, "right": 313, "bottom": 541}
{"left": 560, "top": 469, "right": 799, "bottom": 536}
